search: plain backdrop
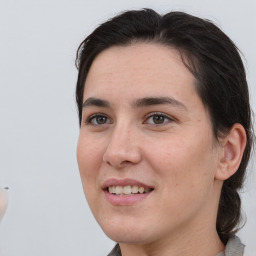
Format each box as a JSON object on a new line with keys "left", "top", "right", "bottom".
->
{"left": 0, "top": 0, "right": 255, "bottom": 255}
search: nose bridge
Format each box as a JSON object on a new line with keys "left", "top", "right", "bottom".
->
{"left": 103, "top": 120, "right": 141, "bottom": 167}
{"left": 112, "top": 121, "right": 131, "bottom": 145}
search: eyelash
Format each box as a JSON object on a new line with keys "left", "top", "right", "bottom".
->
{"left": 85, "top": 112, "right": 174, "bottom": 126}
{"left": 144, "top": 112, "right": 174, "bottom": 125}
{"left": 85, "top": 113, "right": 111, "bottom": 125}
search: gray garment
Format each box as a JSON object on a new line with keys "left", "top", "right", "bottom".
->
{"left": 108, "top": 236, "right": 244, "bottom": 256}
{"left": 217, "top": 236, "right": 245, "bottom": 256}
{"left": 107, "top": 244, "right": 121, "bottom": 256}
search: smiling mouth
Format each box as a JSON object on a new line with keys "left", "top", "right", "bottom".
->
{"left": 107, "top": 185, "right": 154, "bottom": 196}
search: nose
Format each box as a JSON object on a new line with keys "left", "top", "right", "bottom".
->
{"left": 103, "top": 124, "right": 142, "bottom": 169}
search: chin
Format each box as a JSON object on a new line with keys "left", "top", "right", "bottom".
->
{"left": 100, "top": 218, "right": 153, "bottom": 244}
{"left": 106, "top": 230, "right": 151, "bottom": 244}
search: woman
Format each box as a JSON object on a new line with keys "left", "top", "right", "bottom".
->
{"left": 75, "top": 9, "right": 253, "bottom": 256}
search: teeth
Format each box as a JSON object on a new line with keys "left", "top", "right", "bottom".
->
{"left": 107, "top": 185, "right": 152, "bottom": 195}
{"left": 112, "top": 186, "right": 116, "bottom": 194}
{"left": 116, "top": 186, "right": 122, "bottom": 195}
{"left": 131, "top": 185, "right": 139, "bottom": 193}
{"left": 138, "top": 187, "right": 144, "bottom": 193}
{"left": 123, "top": 186, "right": 132, "bottom": 195}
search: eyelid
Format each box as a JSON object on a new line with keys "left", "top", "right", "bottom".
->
{"left": 83, "top": 111, "right": 176, "bottom": 126}
{"left": 85, "top": 113, "right": 112, "bottom": 125}
{"left": 143, "top": 112, "right": 175, "bottom": 124}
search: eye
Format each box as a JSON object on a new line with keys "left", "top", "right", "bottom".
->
{"left": 86, "top": 114, "right": 111, "bottom": 125}
{"left": 144, "top": 112, "right": 174, "bottom": 125}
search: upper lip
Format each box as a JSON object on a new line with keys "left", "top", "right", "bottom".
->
{"left": 102, "top": 178, "right": 154, "bottom": 190}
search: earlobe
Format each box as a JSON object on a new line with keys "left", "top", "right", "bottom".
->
{"left": 215, "top": 124, "right": 247, "bottom": 181}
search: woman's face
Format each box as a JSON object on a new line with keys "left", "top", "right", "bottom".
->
{"left": 77, "top": 43, "right": 223, "bottom": 244}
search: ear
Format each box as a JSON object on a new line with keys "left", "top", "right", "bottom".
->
{"left": 215, "top": 123, "right": 247, "bottom": 181}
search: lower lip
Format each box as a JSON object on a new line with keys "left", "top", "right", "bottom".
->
{"left": 104, "top": 190, "right": 152, "bottom": 206}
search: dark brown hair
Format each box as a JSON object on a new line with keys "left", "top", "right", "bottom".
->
{"left": 75, "top": 9, "right": 253, "bottom": 244}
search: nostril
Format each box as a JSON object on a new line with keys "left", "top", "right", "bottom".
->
{"left": 121, "top": 160, "right": 132, "bottom": 165}
{"left": 106, "top": 161, "right": 111, "bottom": 166}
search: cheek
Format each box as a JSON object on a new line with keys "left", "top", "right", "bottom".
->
{"left": 147, "top": 131, "right": 217, "bottom": 192}
{"left": 145, "top": 137, "right": 218, "bottom": 226}
{"left": 77, "top": 138, "right": 104, "bottom": 217}
{"left": 77, "top": 131, "right": 104, "bottom": 167}
{"left": 77, "top": 134, "right": 104, "bottom": 191}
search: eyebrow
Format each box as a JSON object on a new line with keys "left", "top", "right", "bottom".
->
{"left": 82, "top": 96, "right": 187, "bottom": 110}
{"left": 82, "top": 97, "right": 110, "bottom": 108}
{"left": 133, "top": 97, "right": 187, "bottom": 110}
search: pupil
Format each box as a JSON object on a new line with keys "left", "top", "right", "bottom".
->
{"left": 96, "top": 116, "right": 106, "bottom": 124}
{"left": 153, "top": 115, "right": 164, "bottom": 124}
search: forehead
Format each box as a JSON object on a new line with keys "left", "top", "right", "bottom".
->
{"left": 84, "top": 42, "right": 198, "bottom": 103}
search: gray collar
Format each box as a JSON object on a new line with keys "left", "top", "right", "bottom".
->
{"left": 217, "top": 236, "right": 245, "bottom": 256}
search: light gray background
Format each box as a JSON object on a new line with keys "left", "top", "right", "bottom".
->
{"left": 0, "top": 0, "right": 255, "bottom": 255}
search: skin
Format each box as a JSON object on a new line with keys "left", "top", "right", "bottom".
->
{"left": 77, "top": 43, "right": 245, "bottom": 256}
